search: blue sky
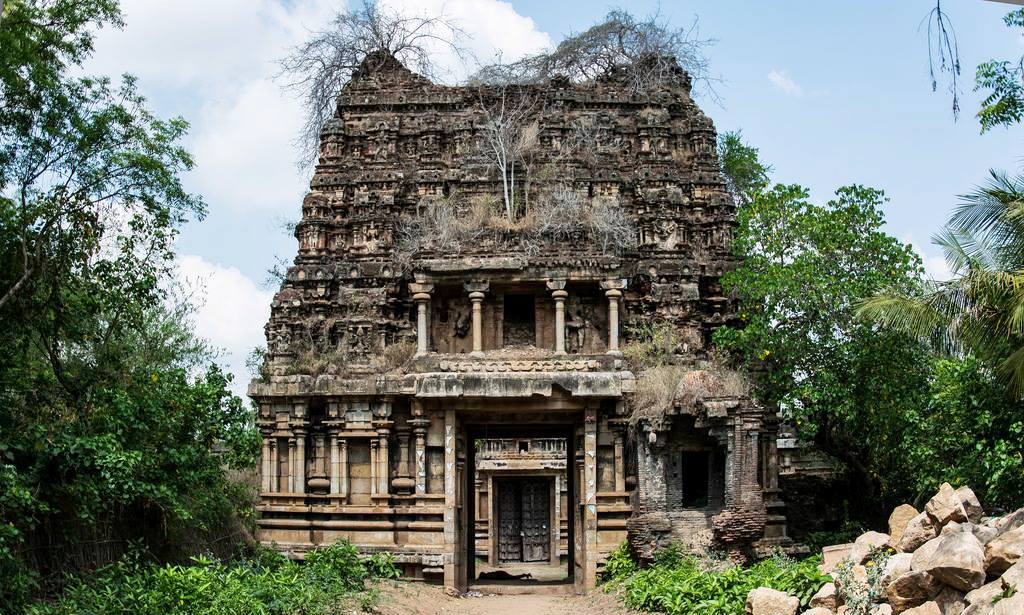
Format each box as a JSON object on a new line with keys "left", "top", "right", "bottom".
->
{"left": 86, "top": 1, "right": 1022, "bottom": 393}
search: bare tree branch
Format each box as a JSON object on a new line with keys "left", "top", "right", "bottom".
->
{"left": 277, "top": 0, "right": 467, "bottom": 168}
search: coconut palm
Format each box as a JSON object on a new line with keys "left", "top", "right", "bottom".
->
{"left": 859, "top": 170, "right": 1024, "bottom": 395}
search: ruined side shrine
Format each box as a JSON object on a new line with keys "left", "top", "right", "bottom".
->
{"left": 250, "top": 51, "right": 789, "bottom": 592}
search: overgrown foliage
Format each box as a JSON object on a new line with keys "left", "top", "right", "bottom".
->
{"left": 976, "top": 8, "right": 1024, "bottom": 131}
{"left": 603, "top": 543, "right": 828, "bottom": 615}
{"left": 0, "top": 1, "right": 259, "bottom": 610}
{"left": 394, "top": 190, "right": 636, "bottom": 266}
{"left": 26, "top": 541, "right": 400, "bottom": 615}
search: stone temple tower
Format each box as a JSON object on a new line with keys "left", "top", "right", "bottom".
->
{"left": 250, "top": 51, "right": 787, "bottom": 592}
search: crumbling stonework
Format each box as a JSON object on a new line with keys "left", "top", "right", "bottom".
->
{"left": 250, "top": 50, "right": 783, "bottom": 591}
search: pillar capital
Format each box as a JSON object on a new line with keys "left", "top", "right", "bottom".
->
{"left": 409, "top": 282, "right": 434, "bottom": 296}
{"left": 599, "top": 278, "right": 628, "bottom": 292}
{"left": 545, "top": 279, "right": 567, "bottom": 292}
{"left": 463, "top": 280, "right": 490, "bottom": 294}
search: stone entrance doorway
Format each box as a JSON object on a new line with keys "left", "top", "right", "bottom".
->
{"left": 463, "top": 422, "right": 576, "bottom": 591}
{"left": 497, "top": 478, "right": 551, "bottom": 563}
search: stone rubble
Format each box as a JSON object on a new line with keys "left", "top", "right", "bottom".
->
{"left": 744, "top": 483, "right": 1024, "bottom": 615}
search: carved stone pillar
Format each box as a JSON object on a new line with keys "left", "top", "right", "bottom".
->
{"left": 261, "top": 435, "right": 272, "bottom": 493}
{"left": 339, "top": 438, "right": 349, "bottom": 501}
{"left": 464, "top": 281, "right": 489, "bottom": 356}
{"left": 330, "top": 434, "right": 340, "bottom": 494}
{"left": 601, "top": 279, "right": 627, "bottom": 354}
{"left": 370, "top": 438, "right": 379, "bottom": 496}
{"left": 614, "top": 430, "right": 626, "bottom": 493}
{"left": 547, "top": 279, "right": 568, "bottom": 355}
{"left": 410, "top": 283, "right": 434, "bottom": 355}
{"left": 377, "top": 423, "right": 392, "bottom": 495}
{"left": 583, "top": 406, "right": 599, "bottom": 589}
{"left": 411, "top": 417, "right": 430, "bottom": 495}
{"left": 286, "top": 437, "right": 296, "bottom": 493}
{"left": 392, "top": 426, "right": 415, "bottom": 494}
{"left": 268, "top": 438, "right": 278, "bottom": 492}
{"left": 294, "top": 431, "right": 306, "bottom": 494}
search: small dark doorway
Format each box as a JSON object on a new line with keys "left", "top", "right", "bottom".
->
{"left": 497, "top": 478, "right": 551, "bottom": 563}
{"left": 503, "top": 294, "right": 535, "bottom": 346}
{"left": 681, "top": 450, "right": 710, "bottom": 508}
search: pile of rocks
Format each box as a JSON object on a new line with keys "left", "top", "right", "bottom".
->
{"left": 745, "top": 483, "right": 1024, "bottom": 615}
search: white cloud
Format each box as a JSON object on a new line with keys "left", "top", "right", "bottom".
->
{"left": 383, "top": 0, "right": 552, "bottom": 80}
{"left": 177, "top": 255, "right": 273, "bottom": 397}
{"left": 768, "top": 68, "right": 803, "bottom": 97}
{"left": 188, "top": 78, "right": 308, "bottom": 214}
{"left": 903, "top": 235, "right": 952, "bottom": 281}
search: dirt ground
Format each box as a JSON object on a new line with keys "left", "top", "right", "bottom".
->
{"left": 366, "top": 581, "right": 632, "bottom": 615}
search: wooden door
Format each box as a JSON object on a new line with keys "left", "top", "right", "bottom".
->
{"left": 521, "top": 479, "right": 550, "bottom": 562}
{"left": 498, "top": 482, "right": 522, "bottom": 562}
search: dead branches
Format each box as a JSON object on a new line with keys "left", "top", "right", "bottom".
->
{"left": 278, "top": 0, "right": 465, "bottom": 166}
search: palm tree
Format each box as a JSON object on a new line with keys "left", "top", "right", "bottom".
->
{"left": 859, "top": 170, "right": 1024, "bottom": 395}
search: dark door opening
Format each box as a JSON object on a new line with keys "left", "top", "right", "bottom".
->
{"left": 497, "top": 478, "right": 551, "bottom": 563}
{"left": 503, "top": 294, "right": 536, "bottom": 347}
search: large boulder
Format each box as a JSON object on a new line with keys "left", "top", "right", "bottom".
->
{"left": 992, "top": 507, "right": 1024, "bottom": 536}
{"left": 984, "top": 525, "right": 1024, "bottom": 575}
{"left": 912, "top": 532, "right": 986, "bottom": 591}
{"left": 1000, "top": 560, "right": 1024, "bottom": 590}
{"left": 891, "top": 504, "right": 921, "bottom": 549}
{"left": 992, "top": 591, "right": 1024, "bottom": 615}
{"left": 903, "top": 603, "right": 941, "bottom": 615}
{"left": 933, "top": 586, "right": 966, "bottom": 615}
{"left": 746, "top": 587, "right": 799, "bottom": 615}
{"left": 955, "top": 486, "right": 984, "bottom": 524}
{"left": 887, "top": 570, "right": 942, "bottom": 612}
{"left": 850, "top": 531, "right": 891, "bottom": 565}
{"left": 900, "top": 512, "right": 940, "bottom": 553}
{"left": 962, "top": 581, "right": 1002, "bottom": 615}
{"left": 880, "top": 553, "right": 914, "bottom": 589}
{"left": 926, "top": 483, "right": 969, "bottom": 528}
{"left": 802, "top": 609, "right": 834, "bottom": 615}
{"left": 809, "top": 582, "right": 838, "bottom": 612}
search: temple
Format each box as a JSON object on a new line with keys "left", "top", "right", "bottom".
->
{"left": 250, "top": 51, "right": 788, "bottom": 593}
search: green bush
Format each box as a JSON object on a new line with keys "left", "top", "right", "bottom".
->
{"left": 604, "top": 543, "right": 828, "bottom": 615}
{"left": 26, "top": 541, "right": 398, "bottom": 615}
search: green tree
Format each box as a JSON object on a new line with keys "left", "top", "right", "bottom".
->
{"left": 718, "top": 130, "right": 771, "bottom": 206}
{"left": 976, "top": 8, "right": 1024, "bottom": 131}
{"left": 0, "top": 1, "right": 259, "bottom": 610}
{"left": 714, "top": 183, "right": 929, "bottom": 513}
{"left": 904, "top": 357, "right": 1024, "bottom": 509}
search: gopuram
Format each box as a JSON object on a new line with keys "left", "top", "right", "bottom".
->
{"left": 250, "top": 50, "right": 789, "bottom": 593}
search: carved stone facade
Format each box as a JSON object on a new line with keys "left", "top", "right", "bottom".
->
{"left": 250, "top": 51, "right": 785, "bottom": 592}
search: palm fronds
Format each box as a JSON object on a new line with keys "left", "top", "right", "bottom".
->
{"left": 859, "top": 169, "right": 1024, "bottom": 396}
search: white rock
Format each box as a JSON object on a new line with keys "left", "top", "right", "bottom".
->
{"left": 912, "top": 531, "right": 986, "bottom": 592}
{"left": 746, "top": 587, "right": 800, "bottom": 615}
{"left": 926, "top": 483, "right": 969, "bottom": 528}
{"left": 992, "top": 591, "right": 1024, "bottom": 615}
{"left": 903, "top": 602, "right": 941, "bottom": 615}
{"left": 955, "top": 486, "right": 984, "bottom": 524}
{"left": 891, "top": 504, "right": 921, "bottom": 549}
{"left": 984, "top": 525, "right": 1024, "bottom": 575}
{"left": 809, "top": 582, "right": 838, "bottom": 612}
{"left": 887, "top": 570, "right": 942, "bottom": 612}
{"left": 849, "top": 531, "right": 891, "bottom": 565}
{"left": 900, "top": 512, "right": 940, "bottom": 553}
